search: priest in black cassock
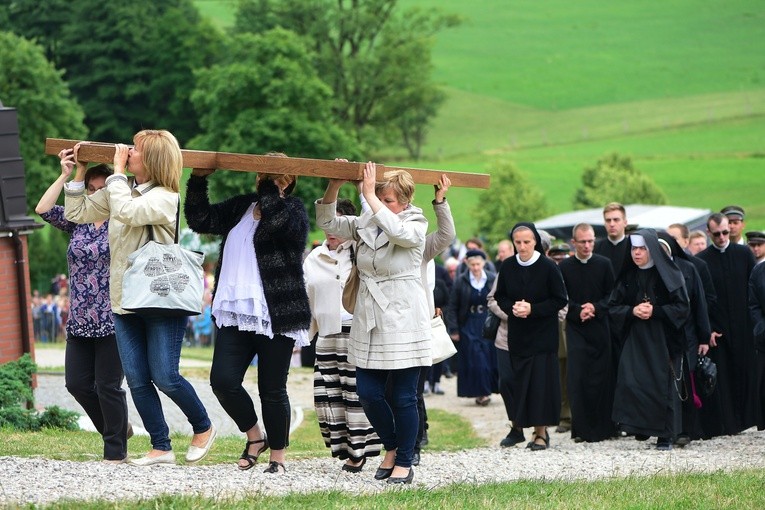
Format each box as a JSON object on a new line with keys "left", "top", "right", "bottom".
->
{"left": 609, "top": 229, "right": 689, "bottom": 450}
{"left": 697, "top": 213, "right": 757, "bottom": 436}
{"left": 747, "top": 261, "right": 765, "bottom": 430}
{"left": 494, "top": 222, "right": 568, "bottom": 451}
{"left": 559, "top": 223, "right": 616, "bottom": 443}
{"left": 594, "top": 202, "right": 630, "bottom": 276}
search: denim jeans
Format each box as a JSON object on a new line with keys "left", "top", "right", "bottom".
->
{"left": 113, "top": 314, "right": 211, "bottom": 451}
{"left": 210, "top": 327, "right": 295, "bottom": 450}
{"left": 65, "top": 334, "right": 128, "bottom": 460}
{"left": 356, "top": 366, "right": 420, "bottom": 468}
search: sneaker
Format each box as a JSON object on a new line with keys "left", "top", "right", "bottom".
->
{"left": 499, "top": 428, "right": 526, "bottom": 447}
{"left": 433, "top": 383, "right": 445, "bottom": 395}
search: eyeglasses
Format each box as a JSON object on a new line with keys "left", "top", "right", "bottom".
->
{"left": 710, "top": 230, "right": 730, "bottom": 238}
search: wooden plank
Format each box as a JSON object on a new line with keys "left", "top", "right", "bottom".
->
{"left": 45, "top": 138, "right": 490, "bottom": 188}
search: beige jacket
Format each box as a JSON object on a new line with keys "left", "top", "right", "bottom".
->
{"left": 65, "top": 174, "right": 178, "bottom": 314}
{"left": 316, "top": 199, "right": 430, "bottom": 370}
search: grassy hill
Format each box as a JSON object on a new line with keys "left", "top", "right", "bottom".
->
{"left": 192, "top": 0, "right": 765, "bottom": 241}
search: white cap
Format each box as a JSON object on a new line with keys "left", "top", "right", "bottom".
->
{"left": 630, "top": 234, "right": 646, "bottom": 247}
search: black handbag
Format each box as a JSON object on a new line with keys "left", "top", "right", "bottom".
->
{"left": 695, "top": 355, "right": 717, "bottom": 397}
{"left": 482, "top": 310, "right": 501, "bottom": 340}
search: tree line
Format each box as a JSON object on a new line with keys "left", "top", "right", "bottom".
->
{"left": 0, "top": 0, "right": 458, "bottom": 290}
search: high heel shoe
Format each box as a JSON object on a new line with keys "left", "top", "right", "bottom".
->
{"left": 238, "top": 435, "right": 269, "bottom": 471}
{"left": 341, "top": 457, "right": 367, "bottom": 473}
{"left": 386, "top": 467, "right": 414, "bottom": 484}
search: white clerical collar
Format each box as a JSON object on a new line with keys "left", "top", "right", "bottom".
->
{"left": 712, "top": 240, "right": 730, "bottom": 253}
{"left": 469, "top": 270, "right": 487, "bottom": 290}
{"left": 517, "top": 251, "right": 541, "bottom": 267}
{"left": 609, "top": 234, "right": 625, "bottom": 246}
{"left": 576, "top": 253, "right": 593, "bottom": 264}
{"left": 638, "top": 259, "right": 655, "bottom": 269}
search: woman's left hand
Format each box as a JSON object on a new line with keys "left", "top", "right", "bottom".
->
{"left": 361, "top": 161, "right": 377, "bottom": 197}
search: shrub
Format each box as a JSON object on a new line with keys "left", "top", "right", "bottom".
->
{"left": 0, "top": 354, "right": 79, "bottom": 430}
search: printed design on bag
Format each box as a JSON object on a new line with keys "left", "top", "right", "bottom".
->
{"left": 144, "top": 254, "right": 190, "bottom": 297}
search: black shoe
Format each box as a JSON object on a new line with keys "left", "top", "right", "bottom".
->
{"left": 386, "top": 467, "right": 414, "bottom": 485}
{"left": 411, "top": 451, "right": 420, "bottom": 466}
{"left": 500, "top": 428, "right": 525, "bottom": 447}
{"left": 341, "top": 457, "right": 366, "bottom": 473}
{"left": 656, "top": 437, "right": 673, "bottom": 451}
{"left": 634, "top": 433, "right": 650, "bottom": 441}
{"left": 573, "top": 436, "right": 585, "bottom": 443}
{"left": 374, "top": 465, "right": 394, "bottom": 480}
{"left": 674, "top": 435, "right": 691, "bottom": 447}
{"left": 263, "top": 460, "right": 286, "bottom": 473}
{"left": 420, "top": 431, "right": 429, "bottom": 447}
{"left": 526, "top": 430, "right": 550, "bottom": 451}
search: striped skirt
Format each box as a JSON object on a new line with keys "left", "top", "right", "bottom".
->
{"left": 314, "top": 331, "right": 382, "bottom": 461}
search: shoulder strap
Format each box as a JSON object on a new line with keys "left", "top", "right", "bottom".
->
{"left": 143, "top": 190, "right": 181, "bottom": 245}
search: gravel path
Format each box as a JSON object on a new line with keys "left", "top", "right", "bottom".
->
{"left": 2, "top": 349, "right": 763, "bottom": 506}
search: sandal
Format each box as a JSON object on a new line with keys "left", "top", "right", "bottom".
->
{"left": 475, "top": 396, "right": 491, "bottom": 406}
{"left": 263, "top": 460, "right": 286, "bottom": 474}
{"left": 238, "top": 436, "right": 269, "bottom": 471}
{"left": 527, "top": 430, "right": 550, "bottom": 451}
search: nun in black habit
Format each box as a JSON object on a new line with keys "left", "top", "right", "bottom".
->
{"left": 494, "top": 222, "right": 568, "bottom": 451}
{"left": 608, "top": 228, "right": 689, "bottom": 450}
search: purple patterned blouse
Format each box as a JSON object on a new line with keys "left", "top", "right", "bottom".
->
{"left": 40, "top": 205, "right": 114, "bottom": 338}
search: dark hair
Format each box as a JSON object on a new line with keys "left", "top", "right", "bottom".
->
{"left": 707, "top": 213, "right": 726, "bottom": 229}
{"left": 336, "top": 198, "right": 356, "bottom": 216}
{"left": 84, "top": 163, "right": 113, "bottom": 187}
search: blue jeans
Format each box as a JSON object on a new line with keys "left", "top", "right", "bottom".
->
{"left": 113, "top": 314, "right": 211, "bottom": 451}
{"left": 356, "top": 366, "right": 420, "bottom": 468}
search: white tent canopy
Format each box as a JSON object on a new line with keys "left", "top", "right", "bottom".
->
{"left": 534, "top": 204, "right": 712, "bottom": 241}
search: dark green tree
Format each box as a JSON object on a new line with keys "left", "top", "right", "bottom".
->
{"left": 3, "top": 0, "right": 222, "bottom": 145}
{"left": 473, "top": 161, "right": 549, "bottom": 247}
{"left": 0, "top": 31, "right": 87, "bottom": 289}
{"left": 573, "top": 153, "right": 667, "bottom": 209}
{"left": 189, "top": 29, "right": 361, "bottom": 222}
{"left": 234, "top": 0, "right": 459, "bottom": 153}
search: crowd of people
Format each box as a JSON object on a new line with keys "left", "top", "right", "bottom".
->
{"left": 33, "top": 134, "right": 765, "bottom": 483}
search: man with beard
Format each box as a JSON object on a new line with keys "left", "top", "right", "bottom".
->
{"left": 559, "top": 223, "right": 615, "bottom": 442}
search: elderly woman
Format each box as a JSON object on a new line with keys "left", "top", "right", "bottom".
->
{"left": 37, "top": 154, "right": 129, "bottom": 463}
{"left": 609, "top": 228, "right": 689, "bottom": 450}
{"left": 185, "top": 160, "right": 311, "bottom": 474}
{"left": 494, "top": 222, "right": 568, "bottom": 451}
{"left": 317, "top": 163, "right": 429, "bottom": 485}
{"left": 448, "top": 249, "right": 497, "bottom": 406}
{"left": 65, "top": 131, "right": 215, "bottom": 466}
{"left": 304, "top": 198, "right": 381, "bottom": 472}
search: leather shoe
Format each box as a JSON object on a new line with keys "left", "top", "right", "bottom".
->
{"left": 386, "top": 467, "right": 414, "bottom": 484}
{"left": 129, "top": 451, "right": 175, "bottom": 466}
{"left": 500, "top": 428, "right": 525, "bottom": 447}
{"left": 374, "top": 465, "right": 394, "bottom": 480}
{"left": 186, "top": 425, "right": 217, "bottom": 463}
{"left": 341, "top": 457, "right": 366, "bottom": 473}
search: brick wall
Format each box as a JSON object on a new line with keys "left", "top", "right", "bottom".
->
{"left": 0, "top": 234, "right": 35, "bottom": 364}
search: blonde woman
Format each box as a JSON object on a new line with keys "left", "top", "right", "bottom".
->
{"left": 65, "top": 130, "right": 215, "bottom": 466}
{"left": 317, "top": 163, "right": 430, "bottom": 484}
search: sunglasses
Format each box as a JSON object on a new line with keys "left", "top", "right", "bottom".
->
{"left": 710, "top": 230, "right": 730, "bottom": 238}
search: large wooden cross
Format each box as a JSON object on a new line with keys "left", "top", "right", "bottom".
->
{"left": 45, "top": 138, "right": 490, "bottom": 188}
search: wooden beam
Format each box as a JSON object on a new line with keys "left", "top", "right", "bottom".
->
{"left": 45, "top": 138, "right": 490, "bottom": 188}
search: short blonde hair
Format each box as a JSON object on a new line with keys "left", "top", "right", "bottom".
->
{"left": 133, "top": 130, "right": 182, "bottom": 192}
{"left": 375, "top": 169, "right": 415, "bottom": 205}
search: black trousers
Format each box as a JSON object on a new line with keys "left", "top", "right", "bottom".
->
{"left": 65, "top": 334, "right": 128, "bottom": 460}
{"left": 210, "top": 326, "right": 295, "bottom": 450}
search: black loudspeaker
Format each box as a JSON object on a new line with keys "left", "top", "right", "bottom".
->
{"left": 0, "top": 105, "right": 37, "bottom": 229}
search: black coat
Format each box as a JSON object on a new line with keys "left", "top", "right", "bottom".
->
{"left": 184, "top": 175, "right": 311, "bottom": 334}
{"left": 447, "top": 270, "right": 496, "bottom": 333}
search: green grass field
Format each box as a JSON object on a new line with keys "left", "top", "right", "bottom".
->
{"left": 192, "top": 0, "right": 765, "bottom": 240}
